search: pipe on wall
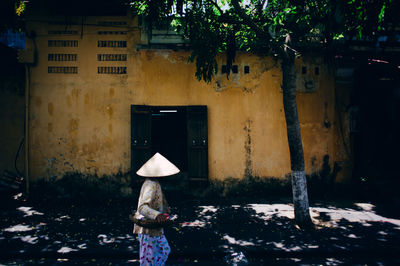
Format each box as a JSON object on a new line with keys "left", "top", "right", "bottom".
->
{"left": 24, "top": 64, "right": 30, "bottom": 196}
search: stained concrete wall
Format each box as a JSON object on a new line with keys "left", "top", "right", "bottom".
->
{"left": 25, "top": 14, "right": 350, "bottom": 183}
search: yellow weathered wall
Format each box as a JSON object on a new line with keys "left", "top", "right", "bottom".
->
{"left": 26, "top": 14, "right": 350, "bottom": 182}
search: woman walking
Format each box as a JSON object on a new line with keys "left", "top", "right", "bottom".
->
{"left": 133, "top": 152, "right": 180, "bottom": 266}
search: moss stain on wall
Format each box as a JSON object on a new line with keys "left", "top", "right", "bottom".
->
{"left": 244, "top": 118, "right": 253, "bottom": 178}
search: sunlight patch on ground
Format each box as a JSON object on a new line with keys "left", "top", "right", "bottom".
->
{"left": 16, "top": 235, "right": 39, "bottom": 244}
{"left": 354, "top": 203, "right": 375, "bottom": 211}
{"left": 246, "top": 204, "right": 295, "bottom": 220}
{"left": 243, "top": 203, "right": 400, "bottom": 229}
{"left": 57, "top": 246, "right": 78, "bottom": 253}
{"left": 222, "top": 234, "right": 255, "bottom": 246}
{"left": 181, "top": 206, "right": 218, "bottom": 227}
{"left": 119, "top": 234, "right": 135, "bottom": 240}
{"left": 3, "top": 224, "right": 34, "bottom": 232}
{"left": 311, "top": 205, "right": 400, "bottom": 229}
{"left": 55, "top": 215, "right": 71, "bottom": 221}
{"left": 78, "top": 243, "right": 87, "bottom": 249}
{"left": 272, "top": 242, "right": 302, "bottom": 251}
{"left": 199, "top": 206, "right": 218, "bottom": 213}
{"left": 326, "top": 258, "right": 344, "bottom": 265}
{"left": 13, "top": 193, "right": 23, "bottom": 200}
{"left": 198, "top": 206, "right": 218, "bottom": 220}
{"left": 17, "top": 207, "right": 44, "bottom": 217}
{"left": 224, "top": 251, "right": 249, "bottom": 265}
{"left": 346, "top": 234, "right": 360, "bottom": 239}
{"left": 98, "top": 234, "right": 115, "bottom": 244}
{"left": 179, "top": 203, "right": 400, "bottom": 231}
{"left": 180, "top": 220, "right": 207, "bottom": 227}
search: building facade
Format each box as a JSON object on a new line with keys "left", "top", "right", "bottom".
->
{"left": 24, "top": 11, "right": 351, "bottom": 187}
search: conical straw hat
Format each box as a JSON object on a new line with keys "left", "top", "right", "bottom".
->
{"left": 136, "top": 152, "right": 180, "bottom": 177}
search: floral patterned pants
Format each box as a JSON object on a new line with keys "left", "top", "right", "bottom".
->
{"left": 138, "top": 234, "right": 171, "bottom": 266}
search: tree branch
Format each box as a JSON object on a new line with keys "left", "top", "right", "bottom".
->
{"left": 231, "top": 0, "right": 289, "bottom": 58}
{"left": 258, "top": 0, "right": 268, "bottom": 15}
{"left": 231, "top": 0, "right": 271, "bottom": 40}
{"left": 205, "top": 0, "right": 224, "bottom": 15}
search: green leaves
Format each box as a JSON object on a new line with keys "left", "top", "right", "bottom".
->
{"left": 377, "top": 4, "right": 386, "bottom": 31}
{"left": 15, "top": 0, "right": 25, "bottom": 16}
{"left": 131, "top": 0, "right": 399, "bottom": 82}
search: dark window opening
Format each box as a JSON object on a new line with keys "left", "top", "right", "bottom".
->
{"left": 221, "top": 65, "right": 227, "bottom": 74}
{"left": 244, "top": 65, "right": 250, "bottom": 74}
{"left": 302, "top": 66, "right": 307, "bottom": 74}
{"left": 232, "top": 65, "right": 238, "bottom": 73}
{"left": 315, "top": 67, "right": 320, "bottom": 75}
{"left": 151, "top": 107, "right": 188, "bottom": 172}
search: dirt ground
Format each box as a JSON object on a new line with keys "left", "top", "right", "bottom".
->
{"left": 1, "top": 189, "right": 400, "bottom": 265}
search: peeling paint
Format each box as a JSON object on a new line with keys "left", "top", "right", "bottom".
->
{"left": 44, "top": 157, "right": 58, "bottom": 177}
{"left": 68, "top": 118, "right": 79, "bottom": 133}
{"left": 242, "top": 87, "right": 254, "bottom": 93}
{"left": 156, "top": 50, "right": 175, "bottom": 63}
{"left": 145, "top": 50, "right": 154, "bottom": 60}
{"left": 70, "top": 88, "right": 81, "bottom": 102}
{"left": 106, "top": 105, "right": 114, "bottom": 118}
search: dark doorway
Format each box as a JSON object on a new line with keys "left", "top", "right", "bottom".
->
{"left": 131, "top": 105, "right": 208, "bottom": 189}
{"left": 151, "top": 107, "right": 188, "bottom": 173}
{"left": 351, "top": 62, "right": 400, "bottom": 183}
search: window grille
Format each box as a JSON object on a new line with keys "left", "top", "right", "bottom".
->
{"left": 48, "top": 30, "right": 78, "bottom": 35}
{"left": 97, "top": 54, "right": 127, "bottom": 61}
{"left": 48, "top": 40, "right": 78, "bottom": 47}
{"left": 48, "top": 54, "right": 77, "bottom": 61}
{"left": 97, "top": 41, "right": 127, "bottom": 48}
{"left": 98, "top": 21, "right": 127, "bottom": 26}
{"left": 97, "top": 67, "right": 127, "bottom": 74}
{"left": 48, "top": 66, "right": 78, "bottom": 74}
{"left": 48, "top": 21, "right": 72, "bottom": 25}
{"left": 98, "top": 31, "right": 127, "bottom": 35}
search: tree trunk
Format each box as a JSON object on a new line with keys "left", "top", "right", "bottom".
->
{"left": 281, "top": 51, "right": 313, "bottom": 228}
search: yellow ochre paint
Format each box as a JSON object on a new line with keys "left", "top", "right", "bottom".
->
{"left": 25, "top": 14, "right": 351, "bottom": 183}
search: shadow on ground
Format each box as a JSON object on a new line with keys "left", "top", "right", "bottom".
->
{"left": 1, "top": 189, "right": 400, "bottom": 265}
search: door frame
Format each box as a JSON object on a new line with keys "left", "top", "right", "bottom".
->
{"left": 131, "top": 105, "right": 209, "bottom": 183}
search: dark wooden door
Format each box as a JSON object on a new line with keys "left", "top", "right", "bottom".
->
{"left": 131, "top": 105, "right": 152, "bottom": 178}
{"left": 186, "top": 106, "right": 208, "bottom": 181}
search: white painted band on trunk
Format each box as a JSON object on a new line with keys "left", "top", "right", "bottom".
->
{"left": 291, "top": 170, "right": 311, "bottom": 222}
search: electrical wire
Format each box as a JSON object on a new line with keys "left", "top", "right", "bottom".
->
{"left": 15, "top": 137, "right": 25, "bottom": 177}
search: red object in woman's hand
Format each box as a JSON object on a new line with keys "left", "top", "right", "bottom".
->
{"left": 156, "top": 213, "right": 170, "bottom": 222}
